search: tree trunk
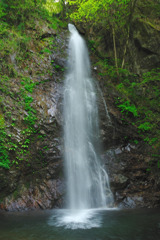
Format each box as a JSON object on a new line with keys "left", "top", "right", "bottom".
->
{"left": 121, "top": 0, "right": 138, "bottom": 69}
{"left": 112, "top": 26, "right": 119, "bottom": 78}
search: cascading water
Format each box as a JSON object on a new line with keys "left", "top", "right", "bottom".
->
{"left": 64, "top": 24, "right": 113, "bottom": 210}
{"left": 49, "top": 24, "right": 114, "bottom": 230}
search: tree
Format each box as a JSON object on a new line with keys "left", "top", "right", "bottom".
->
{"left": 121, "top": 0, "right": 138, "bottom": 68}
{"left": 67, "top": 0, "right": 132, "bottom": 73}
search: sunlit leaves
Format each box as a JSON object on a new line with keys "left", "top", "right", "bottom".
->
{"left": 68, "top": 0, "right": 131, "bottom": 24}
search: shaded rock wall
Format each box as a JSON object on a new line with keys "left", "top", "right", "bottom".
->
{"left": 0, "top": 20, "right": 159, "bottom": 211}
{"left": 85, "top": 19, "right": 160, "bottom": 74}
{"left": 0, "top": 80, "right": 65, "bottom": 211}
{"left": 80, "top": 16, "right": 160, "bottom": 208}
{"left": 127, "top": 20, "right": 160, "bottom": 74}
{"left": 0, "top": 27, "right": 68, "bottom": 211}
{"left": 103, "top": 141, "right": 160, "bottom": 208}
{"left": 96, "top": 76, "right": 160, "bottom": 208}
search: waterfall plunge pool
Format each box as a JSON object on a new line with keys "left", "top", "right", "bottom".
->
{"left": 1, "top": 208, "right": 160, "bottom": 240}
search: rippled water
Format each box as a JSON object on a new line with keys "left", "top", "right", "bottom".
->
{"left": 0, "top": 209, "right": 160, "bottom": 240}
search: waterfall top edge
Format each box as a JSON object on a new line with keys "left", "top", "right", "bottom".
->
{"left": 68, "top": 23, "right": 78, "bottom": 34}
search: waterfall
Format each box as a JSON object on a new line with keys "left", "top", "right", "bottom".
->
{"left": 63, "top": 24, "right": 113, "bottom": 211}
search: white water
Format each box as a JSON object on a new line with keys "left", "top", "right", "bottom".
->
{"left": 61, "top": 24, "right": 113, "bottom": 228}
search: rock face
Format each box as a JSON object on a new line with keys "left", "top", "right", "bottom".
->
{"left": 103, "top": 143, "right": 160, "bottom": 208}
{"left": 0, "top": 21, "right": 160, "bottom": 211}
{"left": 0, "top": 164, "right": 64, "bottom": 211}
{"left": 84, "top": 19, "right": 160, "bottom": 74}
{"left": 96, "top": 86, "right": 160, "bottom": 208}
{"left": 0, "top": 79, "right": 65, "bottom": 211}
{"left": 127, "top": 20, "right": 160, "bottom": 74}
{"left": 82, "top": 17, "right": 160, "bottom": 208}
{"left": 0, "top": 27, "right": 68, "bottom": 211}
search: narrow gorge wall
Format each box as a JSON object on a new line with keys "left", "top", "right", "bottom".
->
{"left": 0, "top": 18, "right": 160, "bottom": 210}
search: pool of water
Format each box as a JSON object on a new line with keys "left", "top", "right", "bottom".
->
{"left": 0, "top": 208, "right": 160, "bottom": 240}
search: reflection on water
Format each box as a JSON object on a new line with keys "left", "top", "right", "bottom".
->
{"left": 0, "top": 209, "right": 160, "bottom": 240}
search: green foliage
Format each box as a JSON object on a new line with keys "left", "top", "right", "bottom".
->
{"left": 0, "top": 72, "right": 38, "bottom": 169}
{"left": 44, "top": 0, "right": 63, "bottom": 15}
{"left": 0, "top": 1, "right": 6, "bottom": 17}
{"left": 0, "top": 115, "right": 10, "bottom": 169}
{"left": 138, "top": 122, "right": 153, "bottom": 132}
{"left": 0, "top": 32, "right": 32, "bottom": 74}
{"left": 118, "top": 100, "right": 138, "bottom": 117}
{"left": 119, "top": 68, "right": 160, "bottom": 166}
{"left": 97, "top": 55, "right": 160, "bottom": 168}
{"left": 41, "top": 48, "right": 52, "bottom": 54}
{"left": 0, "top": 0, "right": 46, "bottom": 23}
{"left": 0, "top": 0, "right": 66, "bottom": 170}
{"left": 21, "top": 77, "right": 36, "bottom": 93}
{"left": 68, "top": 0, "right": 131, "bottom": 26}
{"left": 20, "top": 79, "right": 37, "bottom": 127}
{"left": 43, "top": 146, "right": 49, "bottom": 151}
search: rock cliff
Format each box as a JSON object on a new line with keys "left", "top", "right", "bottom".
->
{"left": 0, "top": 17, "right": 160, "bottom": 210}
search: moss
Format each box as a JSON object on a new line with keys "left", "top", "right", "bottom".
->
{"left": 25, "top": 182, "right": 30, "bottom": 190}
{"left": 13, "top": 190, "right": 20, "bottom": 200}
{"left": 96, "top": 55, "right": 160, "bottom": 167}
{"left": 139, "top": 19, "right": 160, "bottom": 31}
{"left": 0, "top": 5, "right": 65, "bottom": 169}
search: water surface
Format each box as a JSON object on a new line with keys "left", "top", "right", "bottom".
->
{"left": 0, "top": 209, "right": 160, "bottom": 240}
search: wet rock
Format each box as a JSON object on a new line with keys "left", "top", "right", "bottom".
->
{"left": 51, "top": 55, "right": 67, "bottom": 70}
{"left": 102, "top": 141, "right": 160, "bottom": 208}
{"left": 111, "top": 174, "right": 129, "bottom": 190}
{"left": 119, "top": 196, "right": 144, "bottom": 208}
{"left": 0, "top": 161, "right": 65, "bottom": 211}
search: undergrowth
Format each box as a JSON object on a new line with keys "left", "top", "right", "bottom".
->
{"left": 96, "top": 58, "right": 160, "bottom": 169}
{"left": 0, "top": 0, "right": 66, "bottom": 169}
